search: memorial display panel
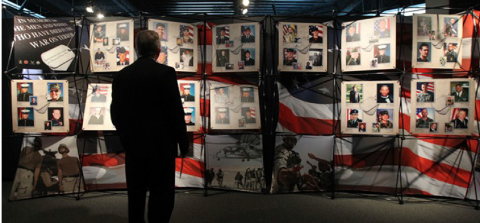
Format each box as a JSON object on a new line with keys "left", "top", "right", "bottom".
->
{"left": 82, "top": 84, "right": 115, "bottom": 131}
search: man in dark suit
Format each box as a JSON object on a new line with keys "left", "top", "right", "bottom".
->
{"left": 244, "top": 50, "right": 255, "bottom": 66}
{"left": 111, "top": 30, "right": 189, "bottom": 223}
{"left": 451, "top": 83, "right": 469, "bottom": 102}
{"left": 377, "top": 84, "right": 393, "bottom": 103}
{"left": 216, "top": 27, "right": 229, "bottom": 44}
{"left": 241, "top": 27, "right": 255, "bottom": 43}
{"left": 453, "top": 109, "right": 468, "bottom": 129}
{"left": 349, "top": 85, "right": 360, "bottom": 103}
{"left": 181, "top": 85, "right": 195, "bottom": 102}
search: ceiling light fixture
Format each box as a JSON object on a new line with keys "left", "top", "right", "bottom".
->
{"left": 242, "top": 8, "right": 248, "bottom": 14}
{"left": 242, "top": 0, "right": 250, "bottom": 7}
{"left": 97, "top": 13, "right": 104, "bottom": 18}
{"left": 86, "top": 6, "right": 94, "bottom": 13}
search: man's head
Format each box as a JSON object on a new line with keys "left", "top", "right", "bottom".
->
{"left": 31, "top": 97, "right": 36, "bottom": 103}
{"left": 421, "top": 83, "right": 428, "bottom": 93}
{"left": 45, "top": 122, "right": 50, "bottom": 126}
{"left": 450, "top": 18, "right": 456, "bottom": 25}
{"left": 306, "top": 62, "right": 310, "bottom": 66}
{"left": 419, "top": 43, "right": 429, "bottom": 58}
{"left": 58, "top": 144, "right": 70, "bottom": 154}
{"left": 218, "top": 87, "right": 224, "bottom": 94}
{"left": 288, "top": 27, "right": 294, "bottom": 33}
{"left": 49, "top": 83, "right": 62, "bottom": 101}
{"left": 242, "top": 88, "right": 251, "bottom": 98}
{"left": 119, "top": 24, "right": 127, "bottom": 34}
{"left": 348, "top": 26, "right": 356, "bottom": 36}
{"left": 220, "top": 28, "right": 226, "bottom": 36}
{"left": 94, "top": 108, "right": 102, "bottom": 115}
{"left": 282, "top": 136, "right": 297, "bottom": 148}
{"left": 378, "top": 45, "right": 387, "bottom": 55}
{"left": 221, "top": 50, "right": 226, "bottom": 56}
{"left": 455, "top": 84, "right": 463, "bottom": 93}
{"left": 21, "top": 109, "right": 29, "bottom": 120}
{"left": 286, "top": 49, "right": 295, "bottom": 60}
{"left": 448, "top": 43, "right": 455, "bottom": 52}
{"left": 350, "top": 48, "right": 359, "bottom": 59}
{"left": 245, "top": 110, "right": 252, "bottom": 118}
{"left": 378, "top": 20, "right": 386, "bottom": 30}
{"left": 458, "top": 109, "right": 467, "bottom": 120}
{"left": 20, "top": 83, "right": 29, "bottom": 93}
{"left": 182, "top": 26, "right": 190, "bottom": 37}
{"left": 184, "top": 108, "right": 193, "bottom": 123}
{"left": 155, "top": 23, "right": 165, "bottom": 38}
{"left": 183, "top": 85, "right": 191, "bottom": 95}
{"left": 380, "top": 85, "right": 390, "bottom": 97}
{"left": 431, "top": 123, "right": 437, "bottom": 129}
{"left": 218, "top": 108, "right": 227, "bottom": 118}
{"left": 52, "top": 109, "right": 61, "bottom": 120}
{"left": 245, "top": 27, "right": 251, "bottom": 36}
{"left": 350, "top": 109, "right": 359, "bottom": 120}
{"left": 312, "top": 29, "right": 319, "bottom": 37}
{"left": 380, "top": 110, "right": 389, "bottom": 121}
{"left": 421, "top": 108, "right": 428, "bottom": 117}
{"left": 185, "top": 49, "right": 191, "bottom": 55}
{"left": 360, "top": 124, "right": 365, "bottom": 129}
{"left": 118, "top": 47, "right": 127, "bottom": 63}
{"left": 33, "top": 137, "right": 42, "bottom": 149}
{"left": 135, "top": 30, "right": 161, "bottom": 60}
{"left": 245, "top": 50, "right": 251, "bottom": 59}
{"left": 97, "top": 48, "right": 101, "bottom": 53}
{"left": 96, "top": 25, "right": 102, "bottom": 32}
{"left": 158, "top": 50, "right": 167, "bottom": 64}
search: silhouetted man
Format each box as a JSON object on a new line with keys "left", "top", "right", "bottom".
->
{"left": 111, "top": 30, "right": 189, "bottom": 223}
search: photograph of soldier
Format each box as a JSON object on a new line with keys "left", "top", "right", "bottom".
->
{"left": 347, "top": 109, "right": 362, "bottom": 128}
{"left": 451, "top": 108, "right": 468, "bottom": 129}
{"left": 443, "top": 18, "right": 458, "bottom": 37}
{"left": 242, "top": 48, "right": 255, "bottom": 66}
{"left": 30, "top": 96, "right": 37, "bottom": 106}
{"left": 36, "top": 149, "right": 59, "bottom": 195}
{"left": 428, "top": 31, "right": 436, "bottom": 40}
{"left": 309, "top": 49, "right": 322, "bottom": 66}
{"left": 444, "top": 43, "right": 458, "bottom": 62}
{"left": 242, "top": 107, "right": 256, "bottom": 124}
{"left": 274, "top": 136, "right": 300, "bottom": 192}
{"left": 445, "top": 122, "right": 454, "bottom": 132}
{"left": 377, "top": 84, "right": 394, "bottom": 103}
{"left": 308, "top": 25, "right": 323, "bottom": 43}
{"left": 93, "top": 24, "right": 106, "bottom": 43}
{"left": 446, "top": 96, "right": 454, "bottom": 106}
{"left": 180, "top": 84, "right": 195, "bottom": 102}
{"left": 57, "top": 144, "right": 82, "bottom": 194}
{"left": 374, "top": 18, "right": 390, "bottom": 38}
{"left": 226, "top": 63, "right": 233, "bottom": 70}
{"left": 48, "top": 108, "right": 64, "bottom": 126}
{"left": 346, "top": 23, "right": 360, "bottom": 42}
{"left": 157, "top": 46, "right": 168, "bottom": 65}
{"left": 44, "top": 121, "right": 52, "bottom": 130}
{"left": 241, "top": 87, "right": 255, "bottom": 102}
{"left": 180, "top": 48, "right": 194, "bottom": 67}
{"left": 153, "top": 22, "right": 167, "bottom": 41}
{"left": 216, "top": 49, "right": 229, "bottom": 67}
{"left": 216, "top": 27, "right": 229, "bottom": 44}
{"left": 239, "top": 118, "right": 246, "bottom": 127}
{"left": 241, "top": 25, "right": 255, "bottom": 43}
{"left": 48, "top": 83, "right": 63, "bottom": 102}
{"left": 112, "top": 38, "right": 120, "bottom": 45}
{"left": 17, "top": 83, "right": 33, "bottom": 102}
{"left": 374, "top": 44, "right": 390, "bottom": 64}
{"left": 116, "top": 46, "right": 129, "bottom": 66}
{"left": 305, "top": 62, "right": 312, "bottom": 69}
{"left": 18, "top": 108, "right": 34, "bottom": 127}
{"left": 116, "top": 23, "right": 129, "bottom": 41}
{"left": 214, "top": 87, "right": 229, "bottom": 103}
{"left": 215, "top": 107, "right": 229, "bottom": 124}
{"left": 347, "top": 84, "right": 362, "bottom": 103}
{"left": 283, "top": 24, "right": 298, "bottom": 43}
{"left": 416, "top": 108, "right": 434, "bottom": 128}
{"left": 450, "top": 82, "right": 469, "bottom": 102}
{"left": 372, "top": 123, "right": 380, "bottom": 132}
{"left": 417, "top": 42, "right": 431, "bottom": 62}
{"left": 10, "top": 137, "right": 43, "bottom": 200}
{"left": 103, "top": 37, "right": 108, "bottom": 46}
{"left": 226, "top": 40, "right": 234, "bottom": 47}
{"left": 180, "top": 25, "right": 194, "bottom": 44}
{"left": 283, "top": 48, "right": 297, "bottom": 65}
{"left": 346, "top": 47, "right": 361, "bottom": 66}
{"left": 184, "top": 107, "right": 195, "bottom": 125}
{"left": 88, "top": 107, "right": 104, "bottom": 125}
{"left": 94, "top": 48, "right": 106, "bottom": 65}
{"left": 91, "top": 86, "right": 107, "bottom": 103}
{"left": 358, "top": 123, "right": 366, "bottom": 132}
{"left": 417, "top": 17, "right": 431, "bottom": 36}
{"left": 377, "top": 109, "right": 393, "bottom": 128}
{"left": 416, "top": 82, "right": 434, "bottom": 102}
{"left": 429, "top": 123, "right": 438, "bottom": 133}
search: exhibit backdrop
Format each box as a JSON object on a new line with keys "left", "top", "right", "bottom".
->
{"left": 341, "top": 80, "right": 400, "bottom": 135}
{"left": 90, "top": 20, "right": 134, "bottom": 72}
{"left": 148, "top": 19, "right": 198, "bottom": 72}
{"left": 13, "top": 16, "right": 76, "bottom": 72}
{"left": 271, "top": 135, "right": 334, "bottom": 194}
{"left": 212, "top": 23, "right": 260, "bottom": 73}
{"left": 10, "top": 136, "right": 83, "bottom": 200}
{"left": 210, "top": 84, "right": 261, "bottom": 130}
{"left": 341, "top": 16, "right": 397, "bottom": 72}
{"left": 412, "top": 14, "right": 463, "bottom": 69}
{"left": 278, "top": 22, "right": 328, "bottom": 72}
{"left": 206, "top": 135, "right": 264, "bottom": 193}
{"left": 82, "top": 83, "right": 115, "bottom": 131}
{"left": 11, "top": 80, "right": 70, "bottom": 133}
{"left": 410, "top": 78, "right": 475, "bottom": 135}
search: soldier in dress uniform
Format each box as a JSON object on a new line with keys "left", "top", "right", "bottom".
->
{"left": 184, "top": 108, "right": 195, "bottom": 126}
{"left": 18, "top": 83, "right": 32, "bottom": 102}
{"left": 117, "top": 23, "right": 129, "bottom": 41}
{"left": 57, "top": 144, "right": 82, "bottom": 194}
{"left": 181, "top": 85, "right": 195, "bottom": 102}
{"left": 216, "top": 108, "right": 229, "bottom": 124}
{"left": 375, "top": 45, "right": 390, "bottom": 63}
{"left": 241, "top": 87, "right": 254, "bottom": 102}
{"left": 18, "top": 109, "right": 34, "bottom": 127}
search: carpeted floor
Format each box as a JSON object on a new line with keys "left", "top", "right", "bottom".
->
{"left": 3, "top": 181, "right": 480, "bottom": 223}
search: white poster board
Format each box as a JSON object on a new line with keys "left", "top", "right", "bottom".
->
{"left": 212, "top": 23, "right": 260, "bottom": 73}
{"left": 210, "top": 84, "right": 261, "bottom": 130}
{"left": 11, "top": 80, "right": 70, "bottom": 133}
{"left": 82, "top": 83, "right": 115, "bottom": 131}
{"left": 148, "top": 19, "right": 198, "bottom": 72}
{"left": 341, "top": 81, "right": 399, "bottom": 135}
{"left": 412, "top": 14, "right": 463, "bottom": 69}
{"left": 90, "top": 20, "right": 135, "bottom": 72}
{"left": 278, "top": 22, "right": 328, "bottom": 72}
{"left": 342, "top": 16, "right": 397, "bottom": 72}
{"left": 178, "top": 80, "right": 201, "bottom": 132}
{"left": 410, "top": 78, "right": 475, "bottom": 135}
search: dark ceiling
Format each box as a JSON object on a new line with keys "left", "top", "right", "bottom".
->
{"left": 3, "top": 0, "right": 428, "bottom": 18}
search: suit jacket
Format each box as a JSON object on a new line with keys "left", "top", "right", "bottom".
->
{"left": 217, "top": 36, "right": 229, "bottom": 44}
{"left": 241, "top": 35, "right": 255, "bottom": 43}
{"left": 117, "top": 61, "right": 130, "bottom": 66}
{"left": 452, "top": 90, "right": 468, "bottom": 102}
{"left": 309, "top": 37, "right": 322, "bottom": 43}
{"left": 349, "top": 90, "right": 360, "bottom": 103}
{"left": 111, "top": 57, "right": 188, "bottom": 154}
{"left": 217, "top": 56, "right": 227, "bottom": 67}
{"left": 245, "top": 117, "right": 256, "bottom": 123}
{"left": 377, "top": 95, "right": 393, "bottom": 103}
{"left": 244, "top": 58, "right": 255, "bottom": 66}
{"left": 454, "top": 118, "right": 468, "bottom": 129}
{"left": 182, "top": 94, "right": 195, "bottom": 102}
{"left": 18, "top": 119, "right": 34, "bottom": 126}
{"left": 18, "top": 93, "right": 32, "bottom": 101}
{"left": 375, "top": 55, "right": 390, "bottom": 63}
{"left": 346, "top": 34, "right": 360, "bottom": 42}
{"left": 347, "top": 119, "right": 362, "bottom": 128}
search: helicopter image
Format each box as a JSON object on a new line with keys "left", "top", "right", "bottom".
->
{"left": 214, "top": 135, "right": 262, "bottom": 162}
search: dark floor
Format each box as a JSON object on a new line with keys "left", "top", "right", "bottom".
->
{"left": 3, "top": 181, "right": 480, "bottom": 223}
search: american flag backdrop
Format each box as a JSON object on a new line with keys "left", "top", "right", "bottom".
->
{"left": 416, "top": 82, "right": 434, "bottom": 94}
